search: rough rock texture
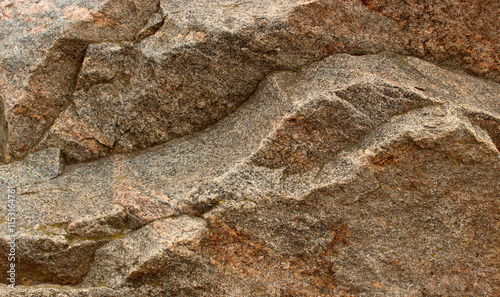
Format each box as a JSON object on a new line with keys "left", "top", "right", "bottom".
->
{"left": 1, "top": 1, "right": 499, "bottom": 296}
{"left": 81, "top": 216, "right": 207, "bottom": 288}
{"left": 1, "top": 51, "right": 499, "bottom": 296}
{"left": 1, "top": 0, "right": 499, "bottom": 163}
{"left": 0, "top": 0, "right": 160, "bottom": 162}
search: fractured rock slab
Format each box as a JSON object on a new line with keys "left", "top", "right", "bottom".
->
{"left": 0, "top": 0, "right": 160, "bottom": 162}
{"left": 202, "top": 106, "right": 500, "bottom": 296}
{"left": 81, "top": 216, "right": 207, "bottom": 288}
{"left": 0, "top": 70, "right": 297, "bottom": 286}
{"left": 0, "top": 230, "right": 103, "bottom": 285}
{"left": 251, "top": 53, "right": 500, "bottom": 173}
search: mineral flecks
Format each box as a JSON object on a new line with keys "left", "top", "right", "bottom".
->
{"left": 0, "top": 52, "right": 499, "bottom": 296}
{"left": 1, "top": 0, "right": 499, "bottom": 164}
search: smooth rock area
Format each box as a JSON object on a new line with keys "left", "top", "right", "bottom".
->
{"left": 0, "top": 1, "right": 499, "bottom": 296}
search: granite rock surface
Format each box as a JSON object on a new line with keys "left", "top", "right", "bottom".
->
{"left": 0, "top": 1, "right": 499, "bottom": 296}
{"left": 1, "top": 0, "right": 499, "bottom": 163}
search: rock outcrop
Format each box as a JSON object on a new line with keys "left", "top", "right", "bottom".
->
{"left": 0, "top": 1, "right": 499, "bottom": 296}
{"left": 1, "top": 0, "right": 499, "bottom": 164}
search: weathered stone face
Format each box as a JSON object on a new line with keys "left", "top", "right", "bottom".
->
{"left": 0, "top": 0, "right": 160, "bottom": 162}
{"left": 1, "top": 0, "right": 499, "bottom": 164}
{"left": 1, "top": 52, "right": 499, "bottom": 295}
{"left": 0, "top": 1, "right": 499, "bottom": 296}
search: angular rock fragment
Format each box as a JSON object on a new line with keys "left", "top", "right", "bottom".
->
{"left": 202, "top": 106, "right": 500, "bottom": 296}
{"left": 0, "top": 0, "right": 160, "bottom": 162}
{"left": 327, "top": 107, "right": 500, "bottom": 296}
{"left": 465, "top": 111, "right": 500, "bottom": 151}
{"left": 0, "top": 230, "right": 103, "bottom": 285}
{"left": 0, "top": 158, "right": 133, "bottom": 285}
{"left": 251, "top": 53, "right": 500, "bottom": 173}
{"left": 81, "top": 216, "right": 207, "bottom": 288}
